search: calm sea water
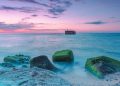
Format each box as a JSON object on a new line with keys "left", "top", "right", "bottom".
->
{"left": 0, "top": 33, "right": 120, "bottom": 85}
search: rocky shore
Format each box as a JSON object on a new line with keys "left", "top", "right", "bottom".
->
{"left": 0, "top": 50, "right": 74, "bottom": 86}
{"left": 0, "top": 49, "right": 120, "bottom": 86}
{"left": 0, "top": 68, "right": 71, "bottom": 86}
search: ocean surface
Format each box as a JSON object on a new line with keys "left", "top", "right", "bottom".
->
{"left": 0, "top": 33, "right": 120, "bottom": 86}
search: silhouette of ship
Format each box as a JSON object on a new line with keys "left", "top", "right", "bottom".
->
{"left": 65, "top": 30, "right": 76, "bottom": 35}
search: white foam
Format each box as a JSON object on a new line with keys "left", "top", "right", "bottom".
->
{"left": 59, "top": 72, "right": 120, "bottom": 86}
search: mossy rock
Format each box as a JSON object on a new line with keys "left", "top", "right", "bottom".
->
{"left": 52, "top": 50, "right": 74, "bottom": 62}
{"left": 0, "top": 62, "right": 15, "bottom": 68}
{"left": 85, "top": 56, "right": 120, "bottom": 78}
{"left": 4, "top": 54, "right": 31, "bottom": 64}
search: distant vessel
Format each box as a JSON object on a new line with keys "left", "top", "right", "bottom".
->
{"left": 65, "top": 30, "right": 76, "bottom": 35}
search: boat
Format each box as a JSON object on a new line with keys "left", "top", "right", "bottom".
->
{"left": 65, "top": 30, "right": 76, "bottom": 35}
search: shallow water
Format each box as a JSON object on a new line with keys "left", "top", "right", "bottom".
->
{"left": 0, "top": 33, "right": 120, "bottom": 85}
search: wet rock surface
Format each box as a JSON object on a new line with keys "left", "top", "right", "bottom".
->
{"left": 85, "top": 56, "right": 120, "bottom": 78}
{"left": 4, "top": 54, "right": 31, "bottom": 64}
{"left": 0, "top": 62, "right": 15, "bottom": 68}
{"left": 0, "top": 68, "right": 71, "bottom": 86}
{"left": 30, "top": 55, "right": 57, "bottom": 71}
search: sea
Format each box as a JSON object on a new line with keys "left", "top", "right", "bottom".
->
{"left": 0, "top": 33, "right": 120, "bottom": 86}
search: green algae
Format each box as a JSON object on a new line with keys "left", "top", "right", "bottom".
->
{"left": 52, "top": 50, "right": 74, "bottom": 62}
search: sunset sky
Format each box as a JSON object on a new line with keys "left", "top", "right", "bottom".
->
{"left": 0, "top": 0, "right": 120, "bottom": 33}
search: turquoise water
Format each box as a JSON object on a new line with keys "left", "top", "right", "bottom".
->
{"left": 0, "top": 33, "right": 120, "bottom": 85}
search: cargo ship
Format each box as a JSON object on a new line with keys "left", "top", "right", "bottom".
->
{"left": 65, "top": 30, "right": 76, "bottom": 35}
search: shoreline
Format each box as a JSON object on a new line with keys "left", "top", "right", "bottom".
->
{"left": 0, "top": 54, "right": 120, "bottom": 86}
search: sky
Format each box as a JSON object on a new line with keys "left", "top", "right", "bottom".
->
{"left": 0, "top": 0, "right": 120, "bottom": 33}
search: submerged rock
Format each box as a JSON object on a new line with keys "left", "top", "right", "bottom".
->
{"left": 0, "top": 68, "right": 71, "bottom": 86}
{"left": 52, "top": 50, "right": 74, "bottom": 62}
{"left": 30, "top": 55, "right": 57, "bottom": 71}
{"left": 0, "top": 62, "right": 15, "bottom": 68}
{"left": 85, "top": 56, "right": 120, "bottom": 78}
{"left": 4, "top": 54, "right": 31, "bottom": 64}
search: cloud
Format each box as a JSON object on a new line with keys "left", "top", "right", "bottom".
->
{"left": 21, "top": 17, "right": 31, "bottom": 22}
{"left": 48, "top": 6, "right": 66, "bottom": 16}
{"left": 0, "top": 22, "right": 34, "bottom": 30}
{"left": 44, "top": 15, "right": 58, "bottom": 18}
{"left": 47, "top": 0, "right": 73, "bottom": 16}
{"left": 108, "top": 17, "right": 120, "bottom": 23}
{"left": 8, "top": 0, "right": 49, "bottom": 7}
{"left": 31, "top": 14, "right": 38, "bottom": 17}
{"left": 0, "top": 0, "right": 80, "bottom": 17}
{"left": 110, "top": 17, "right": 116, "bottom": 19}
{"left": 85, "top": 21, "right": 106, "bottom": 25}
{"left": 20, "top": 14, "right": 38, "bottom": 22}
{"left": 0, "top": 6, "right": 41, "bottom": 13}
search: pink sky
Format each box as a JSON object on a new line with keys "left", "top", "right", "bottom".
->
{"left": 0, "top": 0, "right": 120, "bottom": 33}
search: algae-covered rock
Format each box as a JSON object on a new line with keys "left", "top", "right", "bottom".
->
{"left": 30, "top": 55, "right": 57, "bottom": 71}
{"left": 85, "top": 56, "right": 120, "bottom": 78}
{"left": 4, "top": 54, "right": 31, "bottom": 64}
{"left": 52, "top": 50, "right": 74, "bottom": 62}
{"left": 0, "top": 62, "right": 15, "bottom": 68}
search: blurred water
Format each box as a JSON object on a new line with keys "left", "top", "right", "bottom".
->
{"left": 0, "top": 33, "right": 120, "bottom": 85}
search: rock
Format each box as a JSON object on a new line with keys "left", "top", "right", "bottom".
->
{"left": 22, "top": 65, "right": 28, "bottom": 68}
{"left": 0, "top": 62, "right": 15, "bottom": 68}
{"left": 0, "top": 68, "right": 71, "bottom": 86}
{"left": 52, "top": 50, "right": 74, "bottom": 62}
{"left": 85, "top": 56, "right": 120, "bottom": 78}
{"left": 30, "top": 71, "right": 38, "bottom": 77}
{"left": 30, "top": 55, "right": 57, "bottom": 71}
{"left": 4, "top": 54, "right": 31, "bottom": 64}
